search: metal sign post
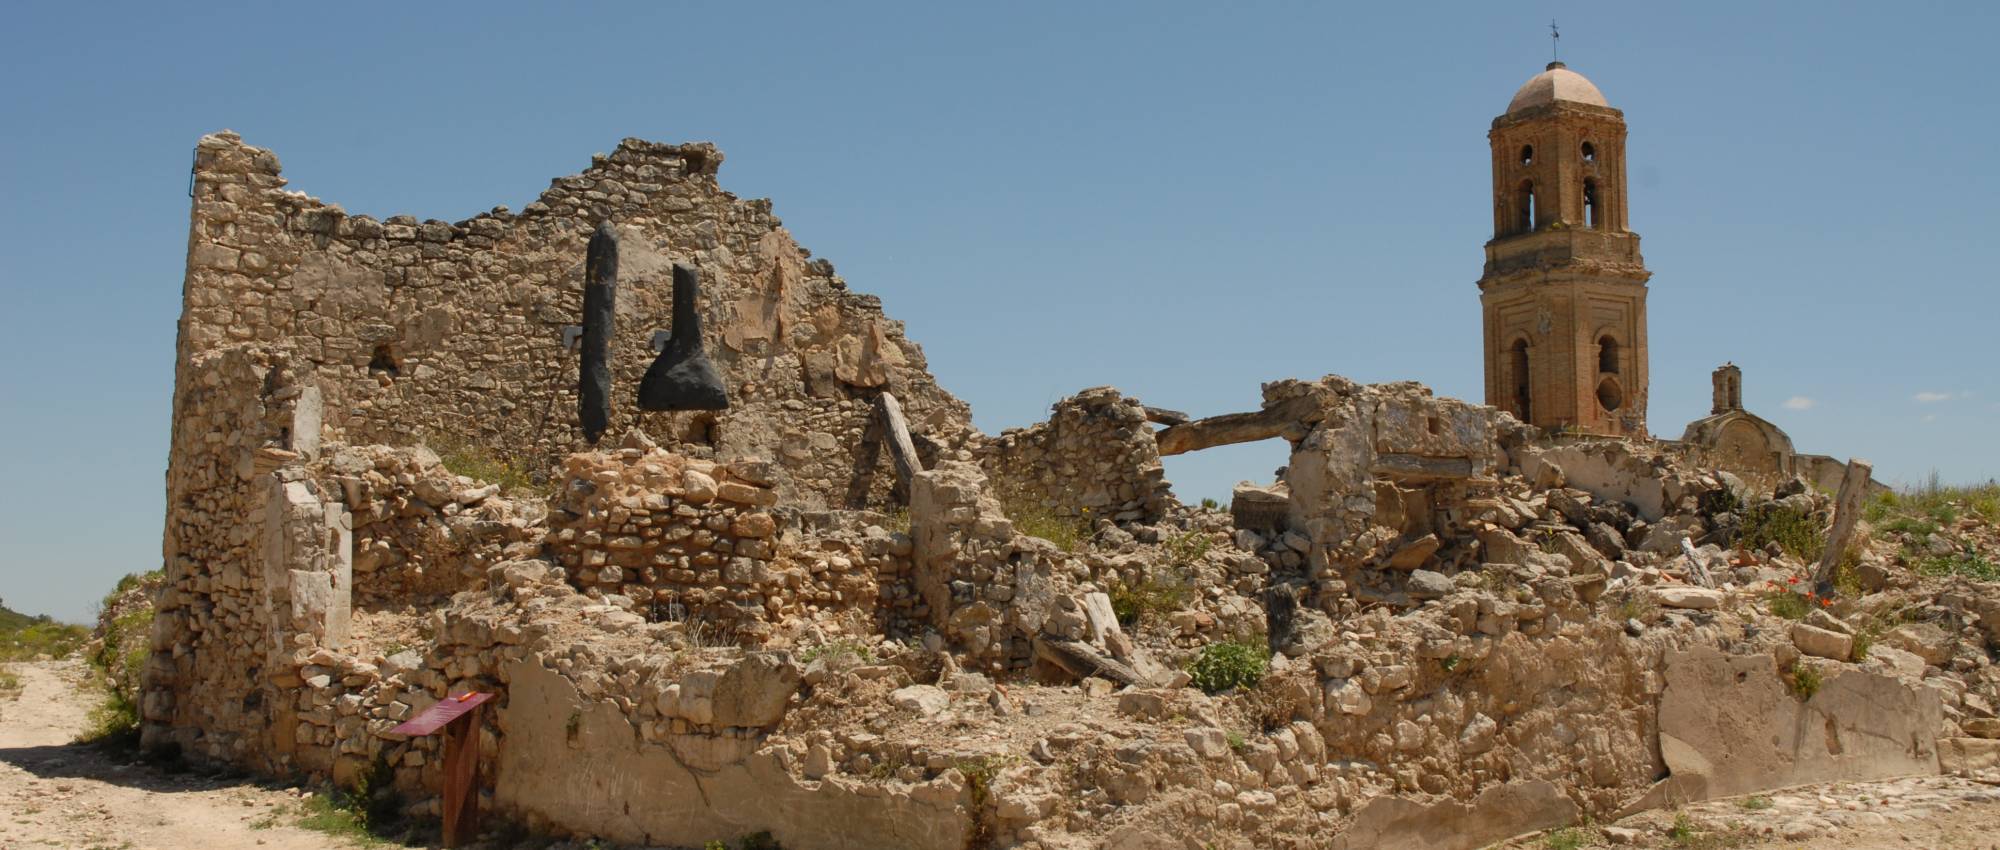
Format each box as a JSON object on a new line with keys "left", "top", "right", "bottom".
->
{"left": 390, "top": 691, "right": 495, "bottom": 848}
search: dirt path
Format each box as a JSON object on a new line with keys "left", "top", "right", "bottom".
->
{"left": 0, "top": 659, "right": 358, "bottom": 850}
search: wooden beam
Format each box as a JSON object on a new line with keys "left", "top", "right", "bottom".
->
{"left": 876, "top": 392, "right": 923, "bottom": 491}
{"left": 1154, "top": 396, "right": 1316, "bottom": 456}
{"left": 1812, "top": 458, "right": 1873, "bottom": 593}
{"left": 1142, "top": 405, "right": 1190, "bottom": 426}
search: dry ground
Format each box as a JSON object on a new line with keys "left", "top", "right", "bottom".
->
{"left": 0, "top": 659, "right": 355, "bottom": 850}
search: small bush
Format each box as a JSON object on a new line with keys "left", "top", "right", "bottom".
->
{"left": 0, "top": 667, "right": 20, "bottom": 697}
{"left": 1764, "top": 589, "right": 1811, "bottom": 620}
{"left": 1187, "top": 640, "right": 1267, "bottom": 694}
{"left": 1163, "top": 530, "right": 1213, "bottom": 566}
{"left": 1199, "top": 497, "right": 1224, "bottom": 512}
{"left": 1740, "top": 503, "right": 1824, "bottom": 562}
{"left": 1108, "top": 569, "right": 1192, "bottom": 627}
{"left": 1668, "top": 810, "right": 1697, "bottom": 843}
{"left": 76, "top": 688, "right": 141, "bottom": 747}
{"left": 1785, "top": 662, "right": 1822, "bottom": 701}
{"left": 1737, "top": 795, "right": 1772, "bottom": 810}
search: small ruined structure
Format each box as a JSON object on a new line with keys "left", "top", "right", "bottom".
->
{"left": 1679, "top": 363, "right": 1795, "bottom": 480}
{"left": 1479, "top": 61, "right": 1650, "bottom": 438}
{"left": 138, "top": 63, "right": 1993, "bottom": 850}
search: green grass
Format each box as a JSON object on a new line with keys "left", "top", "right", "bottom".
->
{"left": 996, "top": 489, "right": 1093, "bottom": 552}
{"left": 1917, "top": 546, "right": 2000, "bottom": 582}
{"left": 1187, "top": 640, "right": 1267, "bottom": 694}
{"left": 1543, "top": 825, "right": 1592, "bottom": 850}
{"left": 1869, "top": 475, "right": 2000, "bottom": 526}
{"left": 0, "top": 666, "right": 20, "bottom": 697}
{"left": 430, "top": 436, "right": 551, "bottom": 497}
{"left": 1737, "top": 795, "right": 1772, "bottom": 811}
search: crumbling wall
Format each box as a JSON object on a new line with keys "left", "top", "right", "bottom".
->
{"left": 181, "top": 131, "right": 974, "bottom": 510}
{"left": 146, "top": 346, "right": 330, "bottom": 762}
{"left": 1273, "top": 377, "right": 1508, "bottom": 599}
{"left": 547, "top": 444, "right": 886, "bottom": 645}
{"left": 977, "top": 387, "right": 1174, "bottom": 524}
{"left": 315, "top": 445, "right": 548, "bottom": 608}
{"left": 910, "top": 462, "right": 1074, "bottom": 674}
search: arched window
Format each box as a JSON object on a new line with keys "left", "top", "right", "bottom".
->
{"left": 1580, "top": 141, "right": 1596, "bottom": 163}
{"left": 1517, "top": 180, "right": 1537, "bottom": 234}
{"left": 1583, "top": 178, "right": 1600, "bottom": 229}
{"left": 1510, "top": 339, "right": 1532, "bottom": 420}
{"left": 1520, "top": 145, "right": 1534, "bottom": 166}
{"left": 1598, "top": 334, "right": 1619, "bottom": 374}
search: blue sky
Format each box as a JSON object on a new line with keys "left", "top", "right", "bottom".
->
{"left": 3, "top": 2, "right": 1995, "bottom": 622}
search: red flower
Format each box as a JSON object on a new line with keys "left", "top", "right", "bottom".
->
{"left": 1787, "top": 576, "right": 1800, "bottom": 584}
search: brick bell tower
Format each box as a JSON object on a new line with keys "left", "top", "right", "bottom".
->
{"left": 1478, "top": 61, "right": 1650, "bottom": 436}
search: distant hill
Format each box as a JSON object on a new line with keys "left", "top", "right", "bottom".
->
{"left": 0, "top": 597, "right": 89, "bottom": 661}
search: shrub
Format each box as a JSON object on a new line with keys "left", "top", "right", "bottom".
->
{"left": 1108, "top": 569, "right": 1192, "bottom": 627}
{"left": 1739, "top": 503, "right": 1824, "bottom": 562}
{"left": 1187, "top": 640, "right": 1267, "bottom": 694}
{"left": 1785, "top": 662, "right": 1822, "bottom": 701}
{"left": 1738, "top": 795, "right": 1773, "bottom": 810}
{"left": 1763, "top": 588, "right": 1811, "bottom": 620}
{"left": 1163, "top": 530, "right": 1213, "bottom": 566}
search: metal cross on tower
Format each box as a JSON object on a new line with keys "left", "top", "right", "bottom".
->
{"left": 1550, "top": 20, "right": 1560, "bottom": 61}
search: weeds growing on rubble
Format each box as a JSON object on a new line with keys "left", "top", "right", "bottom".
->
{"left": 997, "top": 488, "right": 1093, "bottom": 552}
{"left": 1109, "top": 568, "right": 1193, "bottom": 627}
{"left": 1784, "top": 662, "right": 1823, "bottom": 701}
{"left": 431, "top": 435, "right": 551, "bottom": 497}
{"left": 1917, "top": 545, "right": 2000, "bottom": 582}
{"left": 1739, "top": 503, "right": 1824, "bottom": 562}
{"left": 1187, "top": 640, "right": 1267, "bottom": 694}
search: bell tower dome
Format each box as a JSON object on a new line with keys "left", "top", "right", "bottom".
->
{"left": 1478, "top": 61, "right": 1650, "bottom": 436}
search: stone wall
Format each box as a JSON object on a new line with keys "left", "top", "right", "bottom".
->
{"left": 315, "top": 445, "right": 548, "bottom": 609}
{"left": 145, "top": 346, "right": 324, "bottom": 761}
{"left": 181, "top": 131, "right": 975, "bottom": 511}
{"left": 976, "top": 387, "right": 1173, "bottom": 524}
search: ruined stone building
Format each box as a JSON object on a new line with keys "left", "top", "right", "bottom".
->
{"left": 1480, "top": 61, "right": 1650, "bottom": 438}
{"left": 132, "top": 61, "right": 1976, "bottom": 850}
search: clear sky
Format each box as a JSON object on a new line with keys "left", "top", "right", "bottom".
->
{"left": 3, "top": 2, "right": 1995, "bottom": 622}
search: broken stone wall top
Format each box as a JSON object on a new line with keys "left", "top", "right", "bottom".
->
{"left": 176, "top": 131, "right": 974, "bottom": 509}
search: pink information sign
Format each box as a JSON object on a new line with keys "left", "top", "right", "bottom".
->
{"left": 390, "top": 692, "right": 495, "bottom": 737}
